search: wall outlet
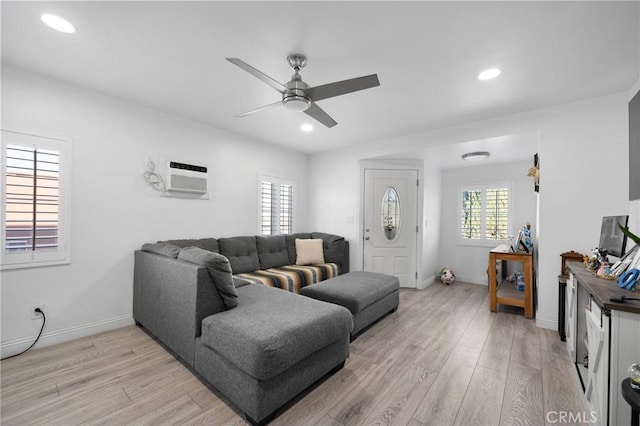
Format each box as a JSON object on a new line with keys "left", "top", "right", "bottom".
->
{"left": 31, "top": 304, "right": 45, "bottom": 320}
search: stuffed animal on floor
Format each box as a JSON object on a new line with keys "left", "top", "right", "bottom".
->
{"left": 439, "top": 266, "right": 455, "bottom": 285}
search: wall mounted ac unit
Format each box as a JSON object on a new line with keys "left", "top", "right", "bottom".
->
{"left": 165, "top": 161, "right": 209, "bottom": 198}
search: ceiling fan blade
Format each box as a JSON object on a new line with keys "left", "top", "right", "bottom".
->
{"left": 304, "top": 103, "right": 337, "bottom": 128}
{"left": 226, "top": 58, "right": 286, "bottom": 94}
{"left": 306, "top": 74, "right": 380, "bottom": 102}
{"left": 236, "top": 100, "right": 283, "bottom": 117}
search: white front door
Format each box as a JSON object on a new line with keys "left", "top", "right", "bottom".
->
{"left": 363, "top": 169, "right": 418, "bottom": 288}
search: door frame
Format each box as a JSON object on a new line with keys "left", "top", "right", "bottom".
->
{"left": 358, "top": 159, "right": 425, "bottom": 288}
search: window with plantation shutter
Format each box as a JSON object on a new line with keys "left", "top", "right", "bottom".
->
{"left": 258, "top": 174, "right": 295, "bottom": 235}
{"left": 2, "top": 130, "right": 71, "bottom": 269}
{"left": 458, "top": 183, "right": 510, "bottom": 246}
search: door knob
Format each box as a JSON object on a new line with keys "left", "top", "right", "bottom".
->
{"left": 365, "top": 236, "right": 370, "bottom": 240}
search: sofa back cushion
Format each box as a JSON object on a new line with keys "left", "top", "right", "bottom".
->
{"left": 159, "top": 238, "right": 219, "bottom": 253}
{"left": 141, "top": 242, "right": 182, "bottom": 258}
{"left": 178, "top": 247, "right": 239, "bottom": 309}
{"left": 256, "top": 235, "right": 290, "bottom": 269}
{"left": 218, "top": 236, "right": 260, "bottom": 274}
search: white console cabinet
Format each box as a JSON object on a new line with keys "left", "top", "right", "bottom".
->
{"left": 566, "top": 262, "right": 640, "bottom": 426}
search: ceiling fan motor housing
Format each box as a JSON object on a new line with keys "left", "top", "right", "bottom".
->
{"left": 283, "top": 74, "right": 311, "bottom": 111}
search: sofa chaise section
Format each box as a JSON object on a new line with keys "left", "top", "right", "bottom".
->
{"left": 195, "top": 283, "right": 352, "bottom": 424}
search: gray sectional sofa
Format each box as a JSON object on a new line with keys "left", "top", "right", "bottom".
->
{"left": 133, "top": 232, "right": 353, "bottom": 425}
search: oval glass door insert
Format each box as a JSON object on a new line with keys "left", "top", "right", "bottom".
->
{"left": 381, "top": 187, "right": 401, "bottom": 241}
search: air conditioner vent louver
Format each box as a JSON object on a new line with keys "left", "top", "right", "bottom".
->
{"left": 165, "top": 161, "right": 208, "bottom": 197}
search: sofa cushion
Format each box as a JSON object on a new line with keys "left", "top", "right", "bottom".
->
{"left": 218, "top": 236, "right": 260, "bottom": 274}
{"left": 200, "top": 283, "right": 352, "bottom": 381}
{"left": 141, "top": 242, "right": 182, "bottom": 258}
{"left": 178, "top": 247, "right": 239, "bottom": 309}
{"left": 235, "top": 263, "right": 339, "bottom": 293}
{"left": 300, "top": 271, "right": 399, "bottom": 314}
{"left": 232, "top": 276, "right": 252, "bottom": 288}
{"left": 160, "top": 238, "right": 219, "bottom": 253}
{"left": 256, "top": 235, "right": 290, "bottom": 269}
{"left": 295, "top": 238, "right": 325, "bottom": 265}
{"left": 285, "top": 232, "right": 311, "bottom": 264}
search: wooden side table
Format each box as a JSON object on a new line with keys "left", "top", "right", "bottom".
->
{"left": 622, "top": 378, "right": 640, "bottom": 426}
{"left": 488, "top": 244, "right": 534, "bottom": 319}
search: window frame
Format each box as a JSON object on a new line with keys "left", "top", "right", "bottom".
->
{"left": 457, "top": 182, "right": 512, "bottom": 247}
{"left": 1, "top": 130, "right": 72, "bottom": 270}
{"left": 257, "top": 173, "right": 296, "bottom": 236}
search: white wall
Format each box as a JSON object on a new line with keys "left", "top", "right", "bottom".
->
{"left": 0, "top": 65, "right": 309, "bottom": 356}
{"left": 422, "top": 158, "right": 442, "bottom": 287}
{"left": 438, "top": 160, "right": 537, "bottom": 285}
{"left": 308, "top": 91, "right": 630, "bottom": 331}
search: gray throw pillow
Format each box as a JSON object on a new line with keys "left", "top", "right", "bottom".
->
{"left": 141, "top": 242, "right": 182, "bottom": 259}
{"left": 178, "top": 247, "right": 239, "bottom": 309}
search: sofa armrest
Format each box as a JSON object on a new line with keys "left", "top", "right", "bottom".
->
{"left": 311, "top": 232, "right": 350, "bottom": 274}
{"left": 133, "top": 250, "right": 225, "bottom": 366}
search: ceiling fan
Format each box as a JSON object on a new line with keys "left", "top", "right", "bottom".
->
{"left": 226, "top": 54, "right": 380, "bottom": 128}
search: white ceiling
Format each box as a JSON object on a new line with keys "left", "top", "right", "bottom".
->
{"left": 2, "top": 1, "right": 639, "bottom": 159}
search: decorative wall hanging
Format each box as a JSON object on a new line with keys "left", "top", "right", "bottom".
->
{"left": 527, "top": 153, "right": 540, "bottom": 192}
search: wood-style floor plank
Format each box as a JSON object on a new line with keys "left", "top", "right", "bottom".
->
{"left": 476, "top": 312, "right": 517, "bottom": 374}
{"left": 0, "top": 282, "right": 587, "bottom": 426}
{"left": 500, "top": 361, "right": 545, "bottom": 426}
{"left": 453, "top": 365, "right": 507, "bottom": 426}
{"left": 540, "top": 348, "right": 588, "bottom": 426}
{"left": 511, "top": 314, "right": 542, "bottom": 370}
{"left": 411, "top": 343, "right": 482, "bottom": 425}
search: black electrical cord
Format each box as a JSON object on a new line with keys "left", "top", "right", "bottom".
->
{"left": 1, "top": 308, "right": 46, "bottom": 361}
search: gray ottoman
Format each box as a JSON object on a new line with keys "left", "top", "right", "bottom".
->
{"left": 300, "top": 271, "right": 399, "bottom": 340}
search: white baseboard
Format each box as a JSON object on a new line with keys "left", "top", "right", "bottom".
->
{"left": 535, "top": 315, "right": 557, "bottom": 331}
{"left": 419, "top": 274, "right": 436, "bottom": 289}
{"left": 454, "top": 275, "right": 488, "bottom": 286}
{"left": 1, "top": 314, "right": 134, "bottom": 358}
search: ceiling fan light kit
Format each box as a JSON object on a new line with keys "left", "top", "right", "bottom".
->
{"left": 283, "top": 97, "right": 311, "bottom": 112}
{"left": 226, "top": 53, "right": 380, "bottom": 128}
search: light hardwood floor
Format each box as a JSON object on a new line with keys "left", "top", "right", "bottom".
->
{"left": 1, "top": 282, "right": 588, "bottom": 425}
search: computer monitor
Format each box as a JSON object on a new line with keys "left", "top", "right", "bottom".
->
{"left": 598, "top": 215, "right": 629, "bottom": 258}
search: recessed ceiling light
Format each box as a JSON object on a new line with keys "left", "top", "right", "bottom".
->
{"left": 478, "top": 68, "right": 501, "bottom": 81}
{"left": 462, "top": 151, "right": 490, "bottom": 161}
{"left": 300, "top": 123, "right": 313, "bottom": 132}
{"left": 41, "top": 14, "right": 76, "bottom": 34}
